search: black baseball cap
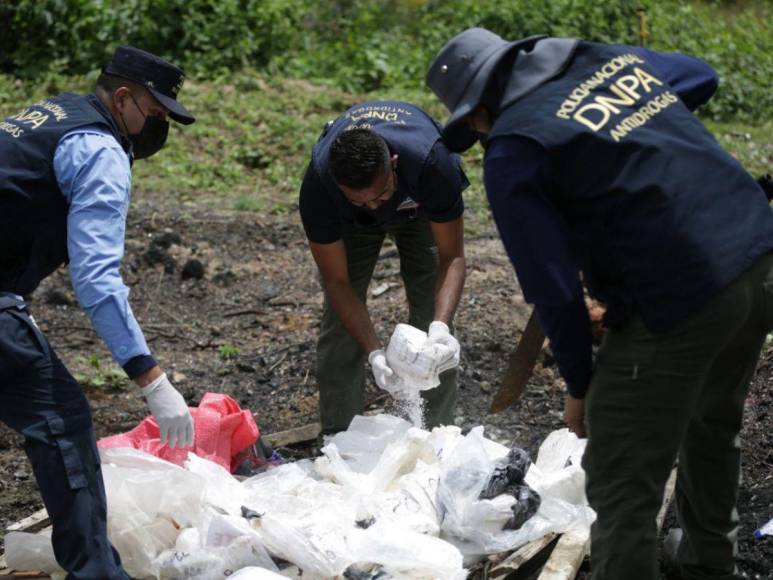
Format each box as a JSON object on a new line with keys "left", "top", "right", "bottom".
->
{"left": 103, "top": 46, "right": 195, "bottom": 125}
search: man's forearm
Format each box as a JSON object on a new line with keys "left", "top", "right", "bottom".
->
{"left": 324, "top": 279, "right": 380, "bottom": 353}
{"left": 434, "top": 255, "right": 466, "bottom": 325}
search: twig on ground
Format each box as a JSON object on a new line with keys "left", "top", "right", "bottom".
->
{"left": 268, "top": 352, "right": 288, "bottom": 372}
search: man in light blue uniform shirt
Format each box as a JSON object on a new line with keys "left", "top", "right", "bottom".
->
{"left": 0, "top": 46, "right": 196, "bottom": 578}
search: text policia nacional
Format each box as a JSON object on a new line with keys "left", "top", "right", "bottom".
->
{"left": 557, "top": 53, "right": 679, "bottom": 143}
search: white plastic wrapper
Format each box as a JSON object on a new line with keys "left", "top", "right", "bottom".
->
{"left": 4, "top": 531, "right": 64, "bottom": 578}
{"left": 155, "top": 534, "right": 277, "bottom": 580}
{"left": 185, "top": 452, "right": 247, "bottom": 515}
{"left": 254, "top": 513, "right": 354, "bottom": 579}
{"left": 100, "top": 447, "right": 207, "bottom": 578}
{"left": 525, "top": 428, "right": 589, "bottom": 506}
{"left": 227, "top": 568, "right": 288, "bottom": 579}
{"left": 348, "top": 522, "right": 466, "bottom": 579}
{"left": 7, "top": 415, "right": 595, "bottom": 578}
{"left": 386, "top": 323, "right": 454, "bottom": 391}
{"left": 436, "top": 426, "right": 590, "bottom": 559}
{"left": 324, "top": 414, "right": 413, "bottom": 473}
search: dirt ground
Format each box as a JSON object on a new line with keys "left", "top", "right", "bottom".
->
{"left": 1, "top": 205, "right": 771, "bottom": 577}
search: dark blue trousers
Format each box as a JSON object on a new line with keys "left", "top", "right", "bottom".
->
{"left": 0, "top": 294, "right": 128, "bottom": 579}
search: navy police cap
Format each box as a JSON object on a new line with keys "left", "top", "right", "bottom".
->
{"left": 104, "top": 46, "right": 195, "bottom": 125}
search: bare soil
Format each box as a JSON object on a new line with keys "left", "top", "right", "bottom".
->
{"left": 1, "top": 206, "right": 771, "bottom": 577}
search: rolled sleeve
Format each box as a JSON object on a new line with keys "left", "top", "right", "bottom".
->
{"left": 54, "top": 129, "right": 152, "bottom": 368}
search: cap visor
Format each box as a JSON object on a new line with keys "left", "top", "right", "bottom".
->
{"left": 150, "top": 88, "right": 195, "bottom": 125}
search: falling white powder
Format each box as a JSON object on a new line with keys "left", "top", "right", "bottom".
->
{"left": 383, "top": 324, "right": 455, "bottom": 429}
{"left": 391, "top": 389, "right": 425, "bottom": 429}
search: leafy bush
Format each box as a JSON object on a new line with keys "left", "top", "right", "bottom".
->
{"left": 1, "top": 0, "right": 771, "bottom": 121}
{"left": 0, "top": 0, "right": 303, "bottom": 77}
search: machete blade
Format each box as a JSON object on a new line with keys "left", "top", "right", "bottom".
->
{"left": 488, "top": 309, "right": 546, "bottom": 414}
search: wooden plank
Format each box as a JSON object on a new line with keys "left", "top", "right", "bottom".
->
{"left": 536, "top": 525, "right": 590, "bottom": 580}
{"left": 488, "top": 533, "right": 559, "bottom": 578}
{"left": 262, "top": 422, "right": 321, "bottom": 448}
{"left": 0, "top": 571, "right": 49, "bottom": 578}
{"left": 6, "top": 509, "right": 49, "bottom": 534}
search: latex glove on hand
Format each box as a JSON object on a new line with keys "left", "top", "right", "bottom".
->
{"left": 426, "top": 321, "right": 460, "bottom": 373}
{"left": 368, "top": 349, "right": 401, "bottom": 394}
{"left": 141, "top": 373, "right": 194, "bottom": 448}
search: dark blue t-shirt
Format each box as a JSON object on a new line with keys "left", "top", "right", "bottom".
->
{"left": 300, "top": 102, "right": 467, "bottom": 244}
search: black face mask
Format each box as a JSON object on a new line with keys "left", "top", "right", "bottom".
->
{"left": 122, "top": 94, "right": 170, "bottom": 160}
{"left": 130, "top": 115, "right": 169, "bottom": 160}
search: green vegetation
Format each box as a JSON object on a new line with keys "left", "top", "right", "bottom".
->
{"left": 74, "top": 354, "right": 127, "bottom": 392}
{"left": 219, "top": 344, "right": 242, "bottom": 360}
{"left": 2, "top": 0, "right": 771, "bottom": 121}
{"left": 0, "top": 1, "right": 769, "bottom": 230}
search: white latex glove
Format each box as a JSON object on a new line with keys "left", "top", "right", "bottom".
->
{"left": 368, "top": 349, "right": 399, "bottom": 392}
{"left": 426, "top": 321, "right": 460, "bottom": 373}
{"left": 141, "top": 373, "right": 194, "bottom": 449}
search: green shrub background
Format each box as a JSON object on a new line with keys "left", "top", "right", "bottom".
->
{"left": 1, "top": 0, "right": 771, "bottom": 122}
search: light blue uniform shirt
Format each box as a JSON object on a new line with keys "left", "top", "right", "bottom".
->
{"left": 53, "top": 126, "right": 151, "bottom": 367}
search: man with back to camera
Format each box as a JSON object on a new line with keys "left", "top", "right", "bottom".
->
{"left": 299, "top": 101, "right": 468, "bottom": 436}
{"left": 0, "top": 46, "right": 196, "bottom": 577}
{"left": 427, "top": 28, "right": 773, "bottom": 580}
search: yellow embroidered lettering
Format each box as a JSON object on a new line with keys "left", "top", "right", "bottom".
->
{"left": 633, "top": 67, "right": 663, "bottom": 93}
{"left": 574, "top": 103, "right": 610, "bottom": 132}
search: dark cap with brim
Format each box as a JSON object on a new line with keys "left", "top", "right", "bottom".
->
{"left": 104, "top": 46, "right": 195, "bottom": 125}
{"left": 427, "top": 28, "right": 542, "bottom": 152}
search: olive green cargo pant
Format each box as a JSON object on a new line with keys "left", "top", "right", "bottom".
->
{"left": 316, "top": 217, "right": 458, "bottom": 434}
{"left": 583, "top": 252, "right": 773, "bottom": 580}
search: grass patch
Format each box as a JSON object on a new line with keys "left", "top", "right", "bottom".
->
{"left": 0, "top": 72, "right": 769, "bottom": 239}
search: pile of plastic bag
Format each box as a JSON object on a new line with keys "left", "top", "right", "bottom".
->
{"left": 5, "top": 415, "right": 593, "bottom": 580}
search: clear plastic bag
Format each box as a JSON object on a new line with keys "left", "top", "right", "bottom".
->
{"left": 4, "top": 531, "right": 64, "bottom": 577}
{"left": 359, "top": 459, "right": 442, "bottom": 536}
{"left": 227, "top": 568, "right": 288, "bottom": 579}
{"left": 525, "top": 428, "right": 588, "bottom": 506}
{"left": 253, "top": 513, "right": 353, "bottom": 579}
{"left": 100, "top": 447, "right": 207, "bottom": 578}
{"left": 185, "top": 452, "right": 247, "bottom": 515}
{"left": 323, "top": 414, "right": 413, "bottom": 473}
{"left": 348, "top": 521, "right": 467, "bottom": 579}
{"left": 155, "top": 534, "right": 277, "bottom": 580}
{"left": 436, "top": 427, "right": 587, "bottom": 559}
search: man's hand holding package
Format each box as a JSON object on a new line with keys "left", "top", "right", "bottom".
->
{"left": 369, "top": 349, "right": 399, "bottom": 392}
{"left": 426, "top": 320, "right": 460, "bottom": 372}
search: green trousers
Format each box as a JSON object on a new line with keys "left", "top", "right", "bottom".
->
{"left": 316, "top": 217, "right": 458, "bottom": 434}
{"left": 583, "top": 252, "right": 773, "bottom": 580}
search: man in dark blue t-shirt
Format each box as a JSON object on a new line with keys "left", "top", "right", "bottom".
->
{"left": 427, "top": 28, "right": 773, "bottom": 580}
{"left": 299, "top": 101, "right": 468, "bottom": 435}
